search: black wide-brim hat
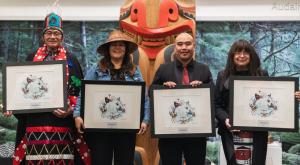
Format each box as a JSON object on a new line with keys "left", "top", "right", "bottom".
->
{"left": 97, "top": 30, "right": 138, "bottom": 56}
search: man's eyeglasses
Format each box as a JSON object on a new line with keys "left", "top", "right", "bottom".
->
{"left": 44, "top": 31, "right": 62, "bottom": 37}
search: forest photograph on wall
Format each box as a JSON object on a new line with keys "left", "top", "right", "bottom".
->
{"left": 0, "top": 21, "right": 300, "bottom": 164}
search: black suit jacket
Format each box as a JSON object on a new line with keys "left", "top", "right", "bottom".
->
{"left": 152, "top": 59, "right": 213, "bottom": 85}
{"left": 214, "top": 69, "right": 269, "bottom": 130}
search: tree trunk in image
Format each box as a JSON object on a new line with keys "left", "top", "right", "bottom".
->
{"left": 3, "top": 23, "right": 10, "bottom": 62}
{"left": 249, "top": 22, "right": 263, "bottom": 58}
{"left": 269, "top": 30, "right": 276, "bottom": 76}
{"left": 198, "top": 25, "right": 206, "bottom": 62}
{"left": 80, "top": 21, "right": 88, "bottom": 69}
{"left": 16, "top": 23, "right": 22, "bottom": 62}
{"left": 31, "top": 21, "right": 39, "bottom": 50}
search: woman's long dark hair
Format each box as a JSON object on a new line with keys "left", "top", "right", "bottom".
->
{"left": 99, "top": 42, "right": 136, "bottom": 76}
{"left": 221, "top": 39, "right": 263, "bottom": 87}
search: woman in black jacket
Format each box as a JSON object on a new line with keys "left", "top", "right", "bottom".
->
{"left": 215, "top": 39, "right": 268, "bottom": 165}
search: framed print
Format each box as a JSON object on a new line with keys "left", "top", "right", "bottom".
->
{"left": 150, "top": 84, "right": 215, "bottom": 138}
{"left": 229, "top": 76, "right": 299, "bottom": 132}
{"left": 82, "top": 80, "right": 145, "bottom": 132}
{"left": 3, "top": 61, "right": 67, "bottom": 114}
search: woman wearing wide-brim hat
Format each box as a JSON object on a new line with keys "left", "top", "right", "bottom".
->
{"left": 73, "top": 29, "right": 150, "bottom": 165}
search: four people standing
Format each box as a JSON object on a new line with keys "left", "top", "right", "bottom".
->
{"left": 2, "top": 14, "right": 300, "bottom": 165}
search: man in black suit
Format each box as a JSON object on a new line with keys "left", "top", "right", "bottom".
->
{"left": 152, "top": 33, "right": 213, "bottom": 165}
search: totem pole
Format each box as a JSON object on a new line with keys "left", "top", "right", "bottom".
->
{"left": 120, "top": 0, "right": 195, "bottom": 85}
{"left": 119, "top": 1, "right": 195, "bottom": 164}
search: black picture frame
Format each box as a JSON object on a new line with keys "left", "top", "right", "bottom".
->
{"left": 81, "top": 80, "right": 145, "bottom": 133}
{"left": 2, "top": 61, "right": 67, "bottom": 114}
{"left": 150, "top": 84, "right": 215, "bottom": 138}
{"left": 229, "top": 76, "right": 299, "bottom": 132}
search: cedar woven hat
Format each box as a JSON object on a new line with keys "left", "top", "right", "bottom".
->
{"left": 43, "top": 12, "right": 63, "bottom": 34}
{"left": 97, "top": 30, "right": 138, "bottom": 56}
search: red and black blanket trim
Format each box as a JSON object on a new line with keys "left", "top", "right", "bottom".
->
{"left": 13, "top": 126, "right": 91, "bottom": 165}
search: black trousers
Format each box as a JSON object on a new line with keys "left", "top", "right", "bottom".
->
{"left": 220, "top": 128, "right": 268, "bottom": 165}
{"left": 158, "top": 137, "right": 207, "bottom": 165}
{"left": 85, "top": 132, "right": 136, "bottom": 165}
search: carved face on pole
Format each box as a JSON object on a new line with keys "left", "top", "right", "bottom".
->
{"left": 120, "top": 0, "right": 195, "bottom": 60}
